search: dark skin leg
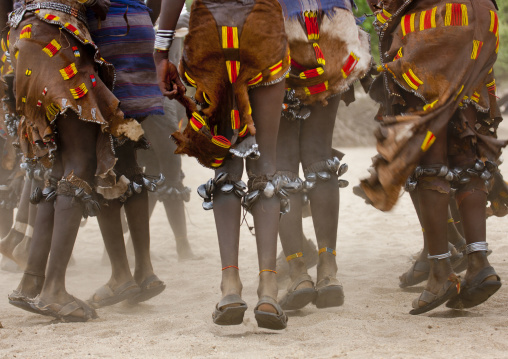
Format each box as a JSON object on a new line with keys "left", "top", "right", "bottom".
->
{"left": 248, "top": 80, "right": 286, "bottom": 313}
{"left": 38, "top": 113, "right": 98, "bottom": 316}
{"left": 0, "top": 208, "right": 13, "bottom": 238}
{"left": 300, "top": 96, "right": 341, "bottom": 284}
{"left": 277, "top": 116, "right": 312, "bottom": 291}
{"left": 13, "top": 158, "right": 62, "bottom": 299}
{"left": 140, "top": 117, "right": 196, "bottom": 260}
{"left": 0, "top": 178, "right": 31, "bottom": 260}
{"left": 450, "top": 199, "right": 464, "bottom": 240}
{"left": 457, "top": 188, "right": 496, "bottom": 284}
{"left": 12, "top": 178, "right": 40, "bottom": 268}
{"left": 125, "top": 189, "right": 156, "bottom": 284}
{"left": 95, "top": 199, "right": 135, "bottom": 295}
{"left": 213, "top": 80, "right": 285, "bottom": 314}
{"left": 414, "top": 120, "right": 454, "bottom": 307}
{"left": 114, "top": 142, "right": 157, "bottom": 285}
{"left": 213, "top": 157, "right": 244, "bottom": 301}
{"left": 449, "top": 107, "right": 495, "bottom": 286}
{"left": 162, "top": 199, "right": 195, "bottom": 259}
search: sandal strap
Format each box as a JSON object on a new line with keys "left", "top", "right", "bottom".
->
{"left": 470, "top": 266, "right": 500, "bottom": 287}
{"left": 255, "top": 295, "right": 283, "bottom": 315}
{"left": 413, "top": 260, "right": 430, "bottom": 272}
{"left": 417, "top": 290, "right": 437, "bottom": 305}
{"left": 287, "top": 273, "right": 313, "bottom": 292}
{"left": 93, "top": 284, "right": 115, "bottom": 300}
{"left": 315, "top": 275, "right": 341, "bottom": 291}
{"left": 217, "top": 294, "right": 247, "bottom": 310}
{"left": 58, "top": 300, "right": 81, "bottom": 317}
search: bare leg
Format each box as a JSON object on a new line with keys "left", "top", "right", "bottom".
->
{"left": 0, "top": 207, "right": 13, "bottom": 238}
{"left": 412, "top": 121, "right": 457, "bottom": 311}
{"left": 11, "top": 156, "right": 62, "bottom": 302}
{"left": 0, "top": 178, "right": 31, "bottom": 261}
{"left": 162, "top": 199, "right": 195, "bottom": 259}
{"left": 247, "top": 80, "right": 285, "bottom": 313}
{"left": 213, "top": 158, "right": 244, "bottom": 300}
{"left": 96, "top": 199, "right": 135, "bottom": 289}
{"left": 37, "top": 113, "right": 99, "bottom": 319}
{"left": 277, "top": 117, "right": 313, "bottom": 291}
{"left": 300, "top": 96, "right": 341, "bottom": 286}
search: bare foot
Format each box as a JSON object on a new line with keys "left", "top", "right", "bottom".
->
{"left": 316, "top": 251, "right": 338, "bottom": 285}
{"left": 38, "top": 289, "right": 89, "bottom": 320}
{"left": 287, "top": 258, "right": 313, "bottom": 291}
{"left": 15, "top": 272, "right": 45, "bottom": 299}
{"left": 176, "top": 238, "right": 202, "bottom": 261}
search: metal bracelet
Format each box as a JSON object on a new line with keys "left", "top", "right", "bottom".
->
{"left": 427, "top": 251, "right": 452, "bottom": 260}
{"left": 154, "top": 30, "right": 175, "bottom": 51}
{"left": 465, "top": 242, "right": 489, "bottom": 255}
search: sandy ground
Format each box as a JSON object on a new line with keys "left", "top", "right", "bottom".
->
{"left": 0, "top": 144, "right": 507, "bottom": 359}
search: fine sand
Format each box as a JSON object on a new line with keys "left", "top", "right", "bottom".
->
{"left": 1, "top": 144, "right": 507, "bottom": 359}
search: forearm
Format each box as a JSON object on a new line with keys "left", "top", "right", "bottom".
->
{"left": 146, "top": 0, "right": 161, "bottom": 24}
{"left": 158, "top": 0, "right": 186, "bottom": 31}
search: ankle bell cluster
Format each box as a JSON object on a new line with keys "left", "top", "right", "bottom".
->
{"left": 156, "top": 183, "right": 191, "bottom": 202}
{"left": 56, "top": 175, "right": 100, "bottom": 218}
{"left": 302, "top": 156, "right": 348, "bottom": 204}
{"left": 281, "top": 89, "right": 311, "bottom": 122}
{"left": 405, "top": 160, "right": 498, "bottom": 192}
{"left": 20, "top": 161, "right": 50, "bottom": 181}
{"left": 197, "top": 172, "right": 247, "bottom": 210}
{"left": 118, "top": 173, "right": 165, "bottom": 203}
{"left": 30, "top": 177, "right": 58, "bottom": 204}
{"left": 242, "top": 173, "right": 302, "bottom": 214}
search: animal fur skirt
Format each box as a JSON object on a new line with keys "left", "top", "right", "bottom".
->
{"left": 7, "top": 0, "right": 137, "bottom": 189}
{"left": 360, "top": 0, "right": 507, "bottom": 211}
{"left": 173, "top": 0, "right": 290, "bottom": 169}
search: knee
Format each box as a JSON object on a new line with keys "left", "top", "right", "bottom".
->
{"left": 416, "top": 176, "right": 451, "bottom": 194}
{"left": 455, "top": 177, "right": 487, "bottom": 207}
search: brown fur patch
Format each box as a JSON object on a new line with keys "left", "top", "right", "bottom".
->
{"left": 174, "top": 0, "right": 289, "bottom": 168}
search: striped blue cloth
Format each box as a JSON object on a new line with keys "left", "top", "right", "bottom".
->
{"left": 87, "top": 0, "right": 163, "bottom": 119}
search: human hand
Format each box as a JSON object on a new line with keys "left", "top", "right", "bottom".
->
{"left": 155, "top": 56, "right": 186, "bottom": 100}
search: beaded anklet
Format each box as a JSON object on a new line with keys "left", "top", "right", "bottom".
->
{"left": 285, "top": 252, "right": 303, "bottom": 262}
{"left": 222, "top": 265, "right": 239, "bottom": 271}
{"left": 318, "top": 247, "right": 336, "bottom": 256}
{"left": 259, "top": 269, "right": 277, "bottom": 275}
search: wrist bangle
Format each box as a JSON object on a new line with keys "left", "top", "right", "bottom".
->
{"left": 154, "top": 30, "right": 175, "bottom": 51}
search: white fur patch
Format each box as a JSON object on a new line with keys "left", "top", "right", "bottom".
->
{"left": 96, "top": 175, "right": 130, "bottom": 200}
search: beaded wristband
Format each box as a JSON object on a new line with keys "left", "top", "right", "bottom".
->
{"left": 318, "top": 247, "right": 336, "bottom": 256}
{"left": 286, "top": 252, "right": 303, "bottom": 262}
